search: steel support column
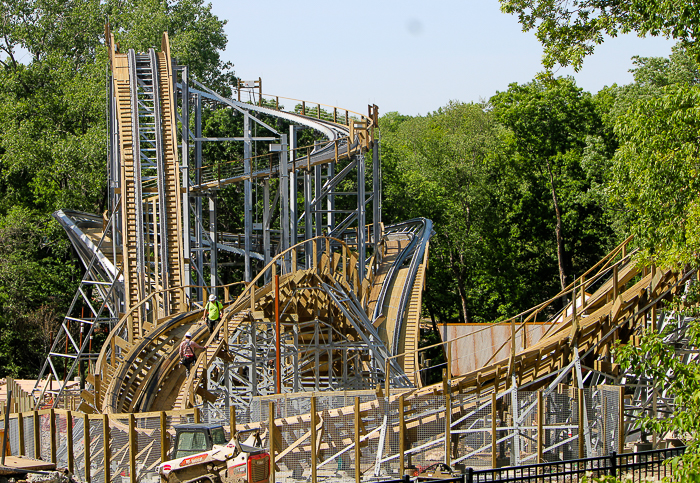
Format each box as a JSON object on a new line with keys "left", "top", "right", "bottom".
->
{"left": 280, "top": 134, "right": 290, "bottom": 254}
{"left": 180, "top": 66, "right": 192, "bottom": 299}
{"left": 357, "top": 154, "right": 366, "bottom": 281}
{"left": 289, "top": 127, "right": 298, "bottom": 248}
{"left": 244, "top": 113, "right": 253, "bottom": 282}
{"left": 195, "top": 95, "right": 204, "bottom": 299}
{"left": 209, "top": 193, "right": 218, "bottom": 289}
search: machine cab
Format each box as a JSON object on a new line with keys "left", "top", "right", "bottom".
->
{"left": 172, "top": 423, "right": 228, "bottom": 459}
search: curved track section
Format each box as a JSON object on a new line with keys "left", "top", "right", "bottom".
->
{"left": 367, "top": 219, "right": 433, "bottom": 386}
{"left": 227, "top": 239, "right": 695, "bottom": 472}
{"left": 91, "top": 236, "right": 417, "bottom": 413}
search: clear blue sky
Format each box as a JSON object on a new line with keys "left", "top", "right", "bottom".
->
{"left": 210, "top": 0, "right": 674, "bottom": 116}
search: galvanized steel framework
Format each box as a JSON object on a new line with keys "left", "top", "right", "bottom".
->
{"left": 37, "top": 33, "right": 414, "bottom": 409}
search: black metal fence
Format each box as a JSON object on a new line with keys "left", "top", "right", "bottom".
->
{"left": 381, "top": 446, "right": 685, "bottom": 483}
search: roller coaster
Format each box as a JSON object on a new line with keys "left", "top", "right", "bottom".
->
{"left": 33, "top": 30, "right": 693, "bottom": 469}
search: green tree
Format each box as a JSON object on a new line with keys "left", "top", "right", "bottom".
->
{"left": 381, "top": 102, "right": 541, "bottom": 324}
{"left": 0, "top": 0, "right": 234, "bottom": 377}
{"left": 491, "top": 77, "right": 615, "bottom": 291}
{"left": 499, "top": 0, "right": 700, "bottom": 71}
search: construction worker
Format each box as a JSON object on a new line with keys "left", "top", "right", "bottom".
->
{"left": 179, "top": 332, "right": 205, "bottom": 377}
{"left": 203, "top": 294, "right": 224, "bottom": 340}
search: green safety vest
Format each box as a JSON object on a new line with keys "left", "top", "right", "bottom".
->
{"left": 206, "top": 300, "right": 223, "bottom": 320}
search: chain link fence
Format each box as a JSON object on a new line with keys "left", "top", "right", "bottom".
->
{"left": 1, "top": 386, "right": 621, "bottom": 483}
{"left": 2, "top": 409, "right": 194, "bottom": 483}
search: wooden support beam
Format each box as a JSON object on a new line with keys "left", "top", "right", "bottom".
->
{"left": 67, "top": 410, "right": 74, "bottom": 474}
{"left": 311, "top": 396, "right": 317, "bottom": 483}
{"left": 355, "top": 397, "right": 360, "bottom": 483}
{"left": 33, "top": 411, "right": 40, "bottom": 460}
{"left": 129, "top": 414, "right": 137, "bottom": 483}
{"left": 83, "top": 412, "right": 91, "bottom": 483}
{"left": 103, "top": 414, "right": 111, "bottom": 483}
{"left": 537, "top": 392, "right": 543, "bottom": 464}
{"left": 50, "top": 408, "right": 57, "bottom": 464}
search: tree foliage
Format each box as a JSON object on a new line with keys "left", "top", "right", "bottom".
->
{"left": 380, "top": 97, "right": 619, "bottom": 325}
{"left": 491, "top": 77, "right": 618, "bottom": 291}
{"left": 0, "top": 0, "right": 233, "bottom": 377}
{"left": 500, "top": 0, "right": 700, "bottom": 71}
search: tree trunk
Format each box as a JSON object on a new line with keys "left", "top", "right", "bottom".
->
{"left": 456, "top": 279, "right": 470, "bottom": 324}
{"left": 547, "top": 160, "right": 568, "bottom": 290}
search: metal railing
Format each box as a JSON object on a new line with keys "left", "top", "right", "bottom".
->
{"left": 376, "top": 446, "right": 685, "bottom": 483}
{"left": 465, "top": 446, "right": 685, "bottom": 483}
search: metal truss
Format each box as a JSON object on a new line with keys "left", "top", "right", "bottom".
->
{"left": 32, "top": 211, "right": 122, "bottom": 408}
{"left": 202, "top": 277, "right": 411, "bottom": 420}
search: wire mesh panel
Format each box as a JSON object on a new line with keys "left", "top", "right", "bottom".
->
{"left": 404, "top": 393, "right": 446, "bottom": 472}
{"left": 55, "top": 412, "right": 69, "bottom": 470}
{"left": 39, "top": 412, "right": 51, "bottom": 462}
{"left": 601, "top": 386, "right": 620, "bottom": 455}
{"left": 514, "top": 391, "right": 538, "bottom": 465}
{"left": 69, "top": 414, "right": 87, "bottom": 481}
{"left": 359, "top": 394, "right": 385, "bottom": 478}
{"left": 315, "top": 394, "right": 356, "bottom": 479}
{"left": 110, "top": 416, "right": 131, "bottom": 482}
{"left": 5, "top": 416, "right": 19, "bottom": 457}
{"left": 449, "top": 393, "right": 491, "bottom": 469}
{"left": 136, "top": 414, "right": 164, "bottom": 475}
{"left": 496, "top": 391, "right": 513, "bottom": 466}
{"left": 89, "top": 417, "right": 106, "bottom": 483}
{"left": 23, "top": 414, "right": 35, "bottom": 458}
{"left": 542, "top": 389, "right": 579, "bottom": 463}
{"left": 278, "top": 395, "right": 313, "bottom": 482}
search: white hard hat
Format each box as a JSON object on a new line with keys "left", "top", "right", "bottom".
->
{"left": 185, "top": 332, "right": 192, "bottom": 338}
{"left": 209, "top": 294, "right": 217, "bottom": 301}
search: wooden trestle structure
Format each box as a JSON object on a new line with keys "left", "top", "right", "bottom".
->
{"left": 30, "top": 31, "right": 694, "bottom": 476}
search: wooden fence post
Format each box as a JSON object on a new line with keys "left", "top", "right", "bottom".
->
{"left": 50, "top": 408, "right": 57, "bottom": 464}
{"left": 354, "top": 397, "right": 360, "bottom": 483}
{"left": 194, "top": 407, "right": 200, "bottom": 424}
{"left": 619, "top": 387, "right": 625, "bottom": 454}
{"left": 33, "top": 410, "right": 40, "bottom": 460}
{"left": 268, "top": 402, "right": 276, "bottom": 483}
{"left": 18, "top": 412, "right": 24, "bottom": 457}
{"left": 67, "top": 410, "right": 74, "bottom": 474}
{"left": 491, "top": 393, "right": 497, "bottom": 469}
{"left": 129, "top": 414, "right": 136, "bottom": 483}
{"left": 578, "top": 389, "right": 585, "bottom": 459}
{"left": 537, "top": 392, "right": 543, "bottom": 464}
{"left": 443, "top": 371, "right": 451, "bottom": 466}
{"left": 160, "top": 412, "right": 168, "bottom": 463}
{"left": 310, "top": 396, "right": 317, "bottom": 483}
{"left": 103, "top": 414, "right": 111, "bottom": 483}
{"left": 84, "top": 413, "right": 91, "bottom": 483}
{"left": 399, "top": 395, "right": 405, "bottom": 477}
